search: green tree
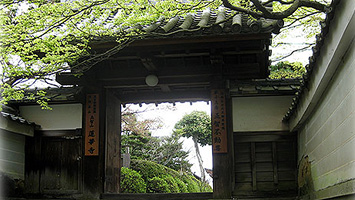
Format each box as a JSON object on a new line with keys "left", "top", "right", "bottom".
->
{"left": 121, "top": 133, "right": 192, "bottom": 173}
{"left": 174, "top": 111, "right": 211, "bottom": 186}
{"left": 121, "top": 104, "right": 192, "bottom": 172}
{"left": 150, "top": 133, "right": 193, "bottom": 173}
{"left": 269, "top": 61, "right": 306, "bottom": 79}
{"left": 0, "top": 0, "right": 331, "bottom": 106}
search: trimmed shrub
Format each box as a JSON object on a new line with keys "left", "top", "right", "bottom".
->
{"left": 147, "top": 177, "right": 170, "bottom": 193}
{"left": 163, "top": 175, "right": 180, "bottom": 193}
{"left": 174, "top": 178, "right": 188, "bottom": 193}
{"left": 180, "top": 173, "right": 200, "bottom": 192}
{"left": 120, "top": 167, "right": 146, "bottom": 193}
{"left": 128, "top": 159, "right": 212, "bottom": 193}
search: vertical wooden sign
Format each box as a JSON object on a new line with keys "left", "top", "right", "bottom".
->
{"left": 85, "top": 94, "right": 99, "bottom": 156}
{"left": 211, "top": 89, "right": 228, "bottom": 153}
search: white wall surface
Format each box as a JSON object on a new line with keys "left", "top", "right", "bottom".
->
{"left": 232, "top": 96, "right": 292, "bottom": 132}
{"left": 298, "top": 38, "right": 355, "bottom": 194}
{"left": 0, "top": 130, "right": 25, "bottom": 179}
{"left": 19, "top": 104, "right": 82, "bottom": 130}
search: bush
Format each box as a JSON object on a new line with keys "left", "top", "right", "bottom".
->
{"left": 147, "top": 177, "right": 170, "bottom": 193}
{"left": 180, "top": 174, "right": 200, "bottom": 192}
{"left": 163, "top": 175, "right": 180, "bottom": 193}
{"left": 120, "top": 167, "right": 146, "bottom": 193}
{"left": 131, "top": 159, "right": 167, "bottom": 181}
{"left": 127, "top": 159, "right": 212, "bottom": 193}
{"left": 174, "top": 178, "right": 188, "bottom": 193}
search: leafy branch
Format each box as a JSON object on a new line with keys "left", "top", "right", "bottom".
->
{"left": 0, "top": 0, "right": 333, "bottom": 107}
{"left": 221, "top": 0, "right": 329, "bottom": 19}
{"left": 272, "top": 43, "right": 313, "bottom": 62}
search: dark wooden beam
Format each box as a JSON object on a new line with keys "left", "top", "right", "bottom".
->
{"left": 106, "top": 50, "right": 266, "bottom": 60}
{"left": 159, "top": 84, "right": 171, "bottom": 92}
{"left": 101, "top": 192, "right": 213, "bottom": 200}
{"left": 140, "top": 57, "right": 158, "bottom": 72}
{"left": 91, "top": 39, "right": 266, "bottom": 57}
{"left": 116, "top": 89, "right": 210, "bottom": 104}
{"left": 104, "top": 89, "right": 121, "bottom": 193}
{"left": 272, "top": 142, "right": 279, "bottom": 185}
{"left": 251, "top": 142, "right": 257, "bottom": 191}
{"left": 101, "top": 75, "right": 211, "bottom": 88}
{"left": 90, "top": 33, "right": 271, "bottom": 50}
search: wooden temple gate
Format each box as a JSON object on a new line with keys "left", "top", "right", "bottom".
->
{"left": 24, "top": 8, "right": 299, "bottom": 199}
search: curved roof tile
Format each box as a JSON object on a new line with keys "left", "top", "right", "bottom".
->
{"left": 139, "top": 9, "right": 284, "bottom": 37}
{"left": 1, "top": 112, "right": 38, "bottom": 127}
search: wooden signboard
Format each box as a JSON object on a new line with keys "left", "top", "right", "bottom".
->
{"left": 211, "top": 89, "right": 228, "bottom": 153}
{"left": 85, "top": 94, "right": 99, "bottom": 156}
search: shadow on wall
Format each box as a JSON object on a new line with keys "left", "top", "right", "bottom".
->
{"left": 0, "top": 171, "right": 25, "bottom": 198}
{"left": 298, "top": 155, "right": 315, "bottom": 199}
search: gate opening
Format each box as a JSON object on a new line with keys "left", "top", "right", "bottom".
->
{"left": 120, "top": 101, "right": 213, "bottom": 194}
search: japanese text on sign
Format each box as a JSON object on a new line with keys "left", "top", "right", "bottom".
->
{"left": 211, "top": 89, "right": 228, "bottom": 153}
{"left": 85, "top": 94, "right": 99, "bottom": 156}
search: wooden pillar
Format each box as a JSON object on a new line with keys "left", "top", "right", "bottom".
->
{"left": 82, "top": 90, "right": 105, "bottom": 198}
{"left": 211, "top": 83, "right": 234, "bottom": 199}
{"left": 104, "top": 89, "right": 121, "bottom": 193}
{"left": 25, "top": 132, "right": 41, "bottom": 194}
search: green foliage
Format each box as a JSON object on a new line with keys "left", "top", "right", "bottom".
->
{"left": 0, "top": 0, "right": 330, "bottom": 107}
{"left": 131, "top": 159, "right": 177, "bottom": 181}
{"left": 174, "top": 177, "right": 189, "bottom": 193}
{"left": 174, "top": 111, "right": 211, "bottom": 185}
{"left": 147, "top": 177, "right": 171, "bottom": 193}
{"left": 162, "top": 175, "right": 181, "bottom": 193}
{"left": 120, "top": 107, "right": 204, "bottom": 193}
{"left": 121, "top": 106, "right": 191, "bottom": 172}
{"left": 174, "top": 111, "right": 212, "bottom": 146}
{"left": 120, "top": 167, "right": 146, "bottom": 193}
{"left": 0, "top": 0, "right": 220, "bottom": 106}
{"left": 129, "top": 159, "right": 212, "bottom": 193}
{"left": 153, "top": 133, "right": 192, "bottom": 172}
{"left": 121, "top": 132, "right": 192, "bottom": 172}
{"left": 180, "top": 173, "right": 200, "bottom": 193}
{"left": 269, "top": 61, "right": 305, "bottom": 79}
{"left": 121, "top": 134, "right": 154, "bottom": 160}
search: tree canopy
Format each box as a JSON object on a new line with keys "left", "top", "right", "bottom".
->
{"left": 174, "top": 111, "right": 211, "bottom": 183}
{"left": 269, "top": 61, "right": 305, "bottom": 79}
{"left": 0, "top": 0, "right": 332, "bottom": 106}
{"left": 175, "top": 111, "right": 212, "bottom": 147}
{"left": 121, "top": 133, "right": 193, "bottom": 172}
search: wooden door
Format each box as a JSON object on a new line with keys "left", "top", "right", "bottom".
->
{"left": 233, "top": 132, "right": 297, "bottom": 197}
{"left": 40, "top": 136, "right": 82, "bottom": 194}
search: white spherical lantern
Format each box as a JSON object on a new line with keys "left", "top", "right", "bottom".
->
{"left": 145, "top": 75, "right": 159, "bottom": 86}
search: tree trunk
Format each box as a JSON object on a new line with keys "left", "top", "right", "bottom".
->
{"left": 192, "top": 137, "right": 205, "bottom": 187}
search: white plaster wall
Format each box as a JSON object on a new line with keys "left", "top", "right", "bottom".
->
{"left": 298, "top": 37, "right": 355, "bottom": 193}
{"left": 0, "top": 130, "right": 25, "bottom": 179}
{"left": 19, "top": 104, "right": 82, "bottom": 130}
{"left": 232, "top": 96, "right": 292, "bottom": 132}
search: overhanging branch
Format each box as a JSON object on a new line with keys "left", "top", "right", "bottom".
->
{"left": 272, "top": 43, "right": 313, "bottom": 62}
{"left": 222, "top": 0, "right": 329, "bottom": 19}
